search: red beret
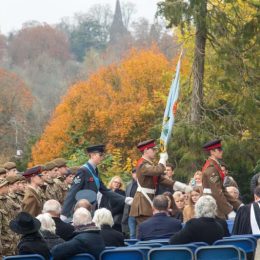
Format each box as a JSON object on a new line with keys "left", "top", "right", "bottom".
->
{"left": 137, "top": 139, "right": 157, "bottom": 152}
{"left": 23, "top": 166, "right": 43, "bottom": 178}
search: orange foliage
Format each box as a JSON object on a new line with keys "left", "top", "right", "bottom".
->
{"left": 31, "top": 48, "right": 189, "bottom": 164}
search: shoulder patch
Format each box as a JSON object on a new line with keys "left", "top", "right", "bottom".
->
{"left": 73, "top": 176, "right": 81, "bottom": 184}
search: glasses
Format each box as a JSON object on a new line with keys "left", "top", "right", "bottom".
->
{"left": 113, "top": 181, "right": 121, "bottom": 184}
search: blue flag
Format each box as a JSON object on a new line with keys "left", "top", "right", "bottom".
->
{"left": 160, "top": 55, "right": 181, "bottom": 152}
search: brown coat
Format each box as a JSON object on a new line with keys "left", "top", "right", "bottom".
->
{"left": 22, "top": 186, "right": 43, "bottom": 217}
{"left": 130, "top": 159, "right": 174, "bottom": 217}
{"left": 202, "top": 159, "right": 241, "bottom": 219}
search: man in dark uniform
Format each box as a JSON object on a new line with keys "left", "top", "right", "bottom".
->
{"left": 62, "top": 144, "right": 131, "bottom": 218}
{"left": 202, "top": 139, "right": 242, "bottom": 219}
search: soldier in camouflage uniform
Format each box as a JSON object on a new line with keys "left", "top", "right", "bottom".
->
{"left": 0, "top": 179, "right": 18, "bottom": 257}
{"left": 52, "top": 158, "right": 69, "bottom": 204}
{"left": 6, "top": 176, "right": 23, "bottom": 208}
{"left": 3, "top": 162, "right": 17, "bottom": 177}
{"left": 44, "top": 162, "right": 59, "bottom": 201}
{"left": 0, "top": 168, "right": 6, "bottom": 180}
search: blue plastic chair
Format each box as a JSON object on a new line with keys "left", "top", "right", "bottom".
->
{"left": 100, "top": 248, "right": 145, "bottom": 260}
{"left": 214, "top": 238, "right": 256, "bottom": 254}
{"left": 148, "top": 247, "right": 193, "bottom": 260}
{"left": 226, "top": 220, "right": 234, "bottom": 234}
{"left": 134, "top": 242, "right": 162, "bottom": 248}
{"left": 3, "top": 255, "right": 45, "bottom": 260}
{"left": 68, "top": 254, "right": 95, "bottom": 260}
{"left": 124, "top": 239, "right": 139, "bottom": 245}
{"left": 224, "top": 235, "right": 257, "bottom": 248}
{"left": 195, "top": 245, "right": 245, "bottom": 260}
{"left": 162, "top": 244, "right": 198, "bottom": 253}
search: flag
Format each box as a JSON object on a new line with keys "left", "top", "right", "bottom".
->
{"left": 160, "top": 54, "right": 182, "bottom": 152}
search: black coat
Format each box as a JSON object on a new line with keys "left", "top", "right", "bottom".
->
{"left": 41, "top": 230, "right": 64, "bottom": 250}
{"left": 62, "top": 163, "right": 125, "bottom": 217}
{"left": 52, "top": 217, "right": 75, "bottom": 241}
{"left": 51, "top": 225, "right": 105, "bottom": 260}
{"left": 100, "top": 224, "right": 125, "bottom": 247}
{"left": 18, "top": 232, "right": 51, "bottom": 260}
{"left": 138, "top": 212, "right": 182, "bottom": 241}
{"left": 169, "top": 217, "right": 225, "bottom": 245}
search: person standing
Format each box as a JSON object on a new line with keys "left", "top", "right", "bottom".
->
{"left": 130, "top": 139, "right": 187, "bottom": 226}
{"left": 62, "top": 144, "right": 131, "bottom": 218}
{"left": 202, "top": 139, "right": 242, "bottom": 219}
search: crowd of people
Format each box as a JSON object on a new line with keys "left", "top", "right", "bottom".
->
{"left": 0, "top": 139, "right": 259, "bottom": 260}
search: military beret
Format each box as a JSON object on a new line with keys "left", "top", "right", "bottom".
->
{"left": 44, "top": 162, "right": 57, "bottom": 171}
{"left": 52, "top": 158, "right": 67, "bottom": 168}
{"left": 0, "top": 179, "right": 8, "bottom": 188}
{"left": 6, "top": 175, "right": 26, "bottom": 184}
{"left": 203, "top": 139, "right": 222, "bottom": 151}
{"left": 4, "top": 162, "right": 16, "bottom": 170}
{"left": 137, "top": 139, "right": 157, "bottom": 152}
{"left": 0, "top": 167, "right": 6, "bottom": 175}
{"left": 86, "top": 144, "right": 105, "bottom": 153}
{"left": 23, "top": 166, "right": 43, "bottom": 179}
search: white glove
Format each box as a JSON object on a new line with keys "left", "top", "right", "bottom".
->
{"left": 60, "top": 215, "right": 68, "bottom": 222}
{"left": 159, "top": 152, "right": 168, "bottom": 166}
{"left": 227, "top": 210, "right": 236, "bottom": 220}
{"left": 125, "top": 197, "right": 133, "bottom": 205}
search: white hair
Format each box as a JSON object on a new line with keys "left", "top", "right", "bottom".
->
{"left": 36, "top": 213, "right": 56, "bottom": 233}
{"left": 42, "top": 200, "right": 62, "bottom": 215}
{"left": 195, "top": 195, "right": 217, "bottom": 218}
{"left": 93, "top": 208, "right": 114, "bottom": 228}
{"left": 73, "top": 207, "right": 92, "bottom": 227}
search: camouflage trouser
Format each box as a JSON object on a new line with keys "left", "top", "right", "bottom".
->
{"left": 2, "top": 237, "right": 17, "bottom": 257}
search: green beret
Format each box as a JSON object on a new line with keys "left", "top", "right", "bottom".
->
{"left": 0, "top": 167, "right": 7, "bottom": 175}
{"left": 4, "top": 162, "right": 16, "bottom": 170}
{"left": 44, "top": 162, "right": 57, "bottom": 171}
{"left": 6, "top": 175, "right": 25, "bottom": 184}
{"left": 52, "top": 158, "right": 67, "bottom": 168}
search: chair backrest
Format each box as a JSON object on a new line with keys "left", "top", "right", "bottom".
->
{"left": 148, "top": 247, "right": 193, "bottom": 260}
{"left": 214, "top": 237, "right": 256, "bottom": 253}
{"left": 195, "top": 245, "right": 243, "bottom": 260}
{"left": 135, "top": 242, "right": 162, "bottom": 248}
{"left": 68, "top": 253, "right": 95, "bottom": 260}
{"left": 162, "top": 244, "right": 198, "bottom": 253}
{"left": 100, "top": 248, "right": 145, "bottom": 260}
{"left": 124, "top": 239, "right": 139, "bottom": 245}
{"left": 224, "top": 235, "right": 257, "bottom": 248}
{"left": 3, "top": 255, "right": 45, "bottom": 260}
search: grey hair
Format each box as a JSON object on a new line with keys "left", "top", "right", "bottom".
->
{"left": 195, "top": 195, "right": 217, "bottom": 218}
{"left": 42, "top": 200, "right": 62, "bottom": 215}
{"left": 93, "top": 208, "right": 114, "bottom": 228}
{"left": 73, "top": 207, "right": 92, "bottom": 227}
{"left": 36, "top": 213, "right": 56, "bottom": 233}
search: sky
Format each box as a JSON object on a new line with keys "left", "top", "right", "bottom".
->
{"left": 0, "top": 0, "right": 160, "bottom": 35}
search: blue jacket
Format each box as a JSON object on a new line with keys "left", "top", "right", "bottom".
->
{"left": 138, "top": 212, "right": 182, "bottom": 240}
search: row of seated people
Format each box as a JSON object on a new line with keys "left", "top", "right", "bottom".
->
{"left": 7, "top": 194, "right": 237, "bottom": 260}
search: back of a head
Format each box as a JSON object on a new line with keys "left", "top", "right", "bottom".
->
{"left": 36, "top": 213, "right": 56, "bottom": 233}
{"left": 254, "top": 185, "right": 260, "bottom": 198}
{"left": 93, "top": 208, "right": 114, "bottom": 228}
{"left": 42, "top": 200, "right": 61, "bottom": 216}
{"left": 195, "top": 195, "right": 217, "bottom": 218}
{"left": 73, "top": 207, "right": 92, "bottom": 227}
{"left": 74, "top": 199, "right": 92, "bottom": 212}
{"left": 153, "top": 195, "right": 169, "bottom": 211}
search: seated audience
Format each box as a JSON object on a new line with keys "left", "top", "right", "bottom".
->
{"left": 169, "top": 195, "right": 225, "bottom": 245}
{"left": 163, "top": 191, "right": 183, "bottom": 220}
{"left": 183, "top": 186, "right": 202, "bottom": 222}
{"left": 36, "top": 213, "right": 64, "bottom": 250}
{"left": 233, "top": 185, "right": 260, "bottom": 235}
{"left": 9, "top": 212, "right": 51, "bottom": 260}
{"left": 42, "top": 199, "right": 74, "bottom": 241}
{"left": 138, "top": 195, "right": 182, "bottom": 240}
{"left": 74, "top": 199, "right": 92, "bottom": 212}
{"left": 173, "top": 191, "right": 185, "bottom": 222}
{"left": 51, "top": 208, "right": 105, "bottom": 260}
{"left": 93, "top": 208, "right": 125, "bottom": 247}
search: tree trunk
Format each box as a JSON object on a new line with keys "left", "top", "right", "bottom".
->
{"left": 191, "top": 0, "right": 207, "bottom": 123}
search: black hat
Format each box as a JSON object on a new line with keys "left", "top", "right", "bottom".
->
{"left": 23, "top": 166, "right": 43, "bottom": 179}
{"left": 75, "top": 190, "right": 97, "bottom": 204}
{"left": 9, "top": 212, "right": 41, "bottom": 235}
{"left": 203, "top": 139, "right": 222, "bottom": 151}
{"left": 86, "top": 144, "right": 105, "bottom": 153}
